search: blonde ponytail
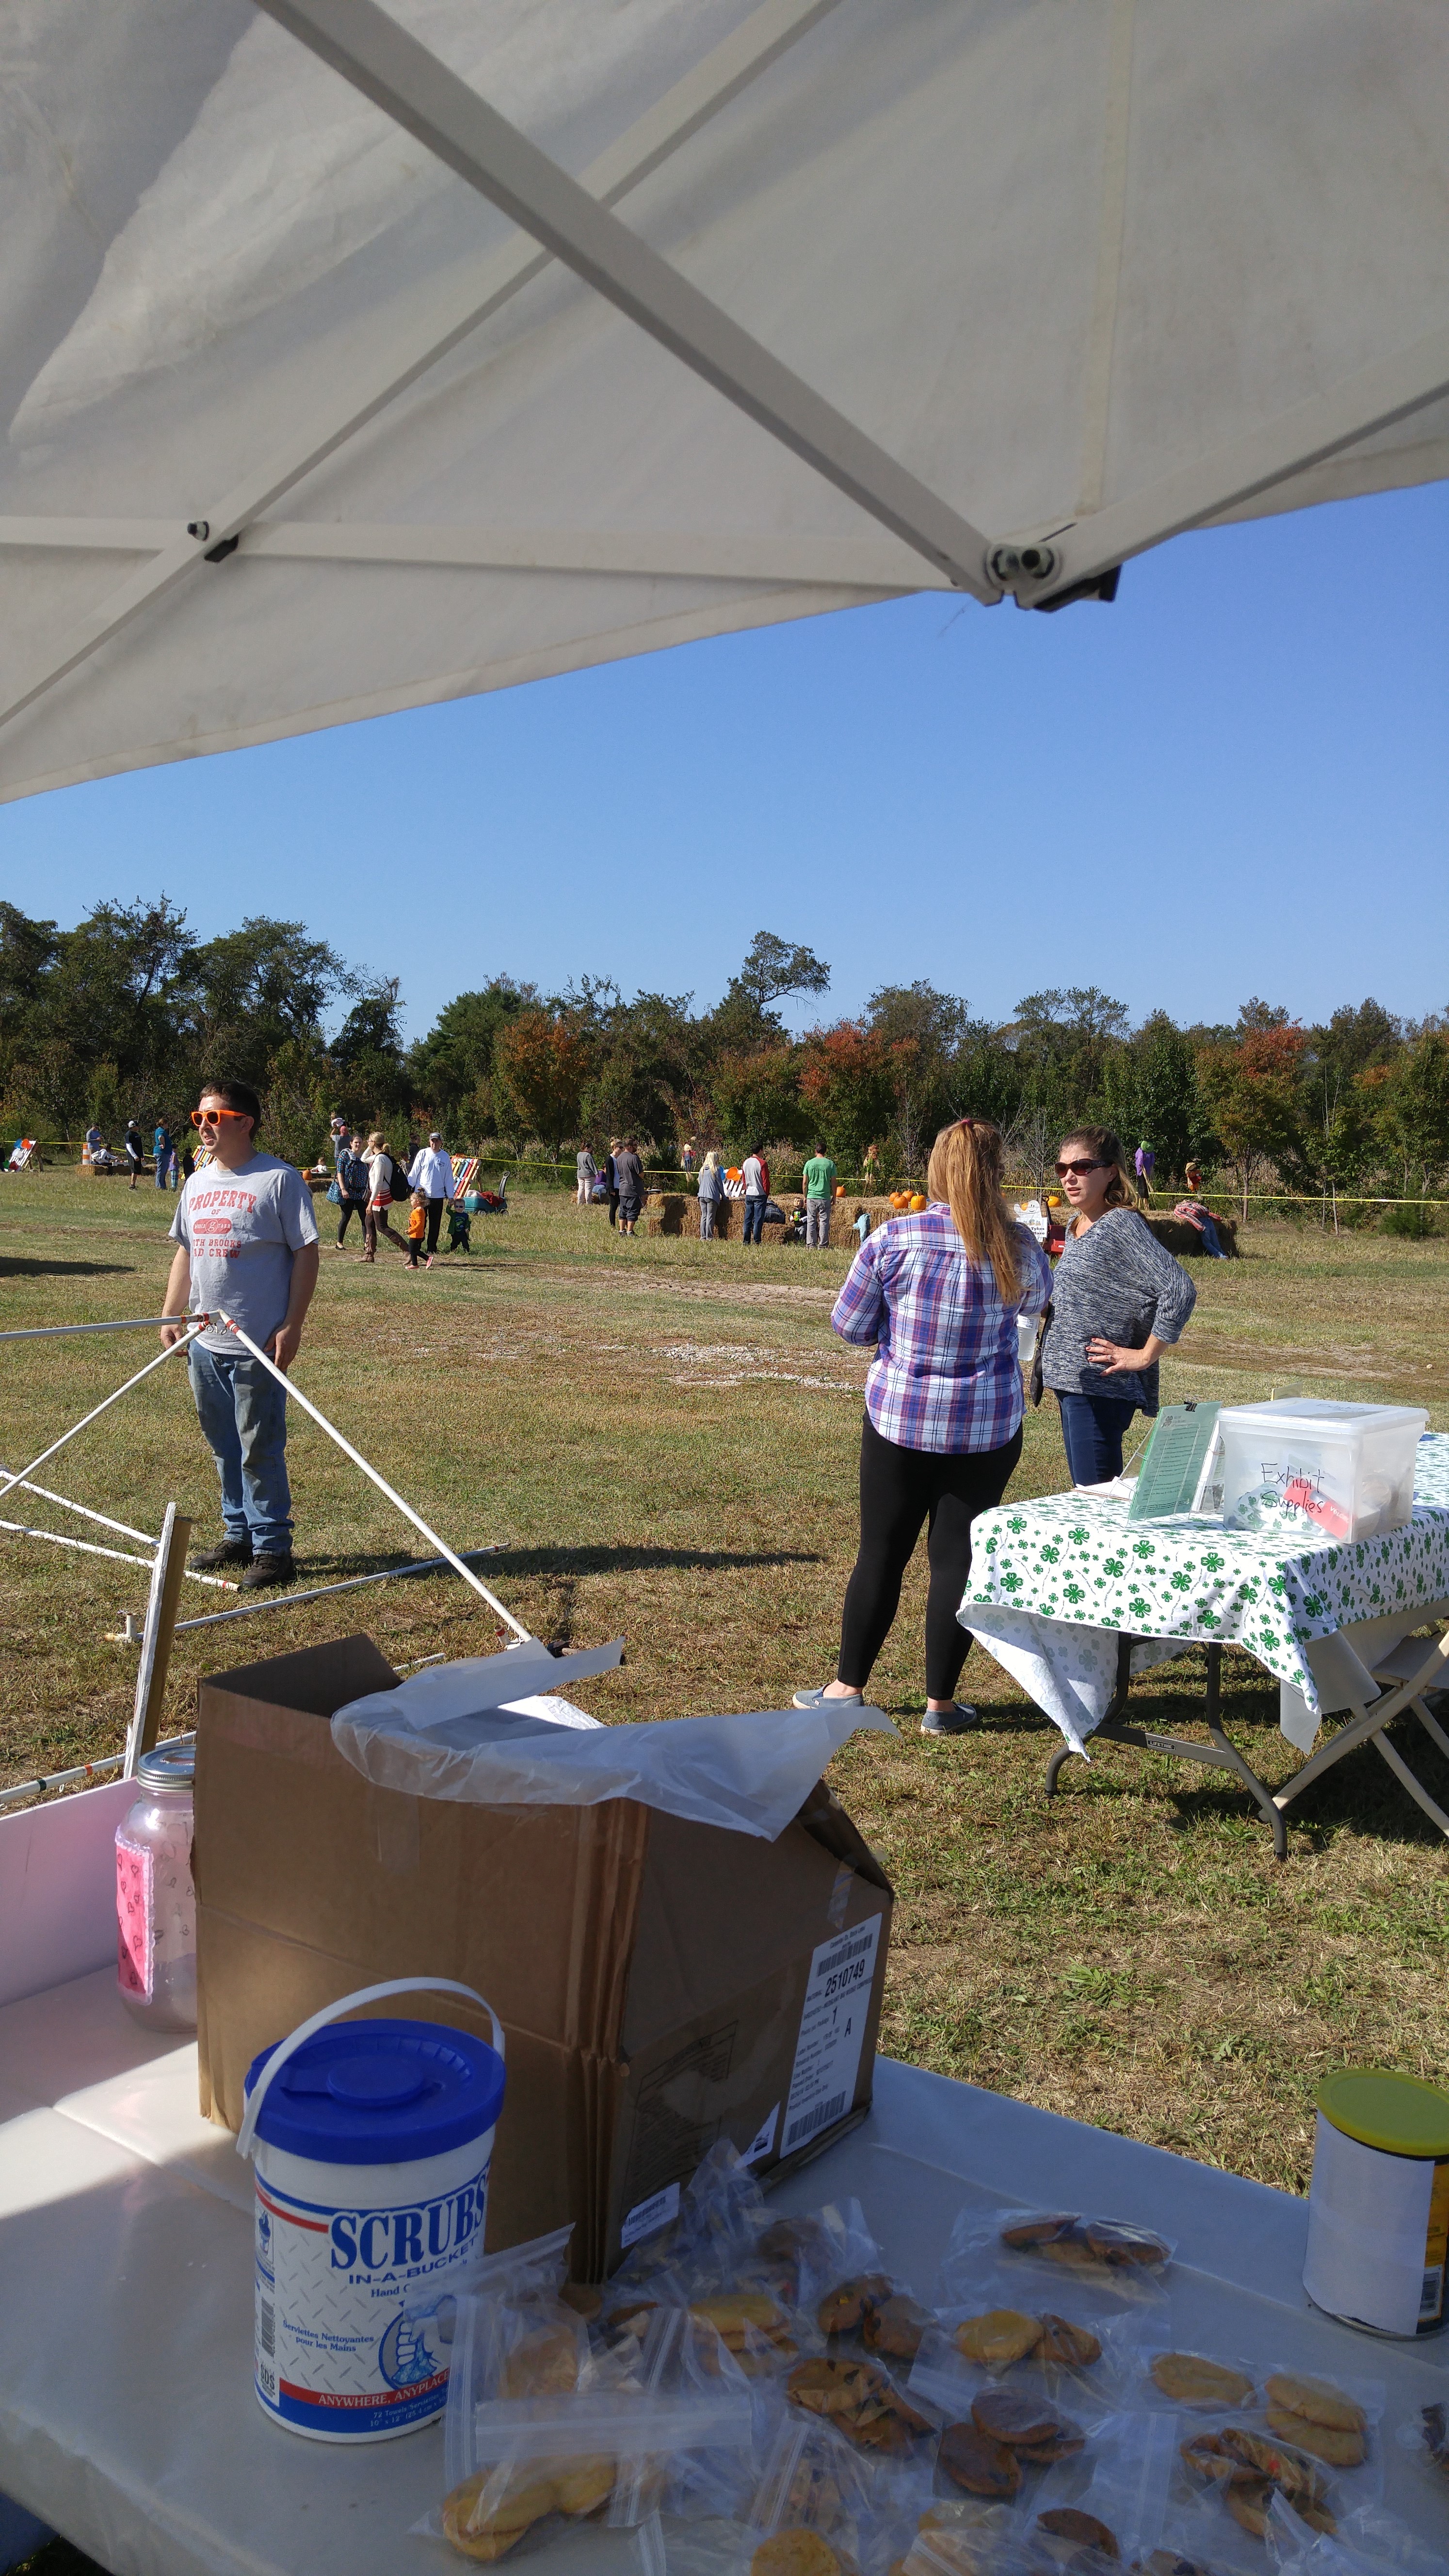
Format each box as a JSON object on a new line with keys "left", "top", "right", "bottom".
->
{"left": 925, "top": 1118, "right": 1022, "bottom": 1303}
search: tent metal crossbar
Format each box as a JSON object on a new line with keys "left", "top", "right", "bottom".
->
{"left": 173, "top": 1545, "right": 506, "bottom": 1633}
{"left": 0, "top": 1317, "right": 185, "bottom": 1342}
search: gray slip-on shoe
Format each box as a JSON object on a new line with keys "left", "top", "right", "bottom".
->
{"left": 920, "top": 1704, "right": 979, "bottom": 1735}
{"left": 791, "top": 1685, "right": 864, "bottom": 1711}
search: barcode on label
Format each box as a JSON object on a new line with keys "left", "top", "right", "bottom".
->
{"left": 786, "top": 2089, "right": 847, "bottom": 2151}
{"left": 259, "top": 2300, "right": 275, "bottom": 2358}
{"left": 819, "top": 1930, "right": 875, "bottom": 1973}
{"left": 1419, "top": 2265, "right": 1444, "bottom": 2322}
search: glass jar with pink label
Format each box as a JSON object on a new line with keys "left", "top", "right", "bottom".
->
{"left": 115, "top": 1739, "right": 197, "bottom": 2031}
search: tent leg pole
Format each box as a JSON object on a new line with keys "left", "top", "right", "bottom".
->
{"left": 213, "top": 1311, "right": 533, "bottom": 1642}
{"left": 124, "top": 1503, "right": 193, "bottom": 1776}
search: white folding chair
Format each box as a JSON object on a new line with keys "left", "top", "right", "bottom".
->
{"left": 1274, "top": 1626, "right": 1449, "bottom": 1837}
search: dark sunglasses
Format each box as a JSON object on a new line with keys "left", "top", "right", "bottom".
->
{"left": 1055, "top": 1157, "right": 1109, "bottom": 1178}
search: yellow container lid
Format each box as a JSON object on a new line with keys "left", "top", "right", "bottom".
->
{"left": 1317, "top": 2069, "right": 1449, "bottom": 2159}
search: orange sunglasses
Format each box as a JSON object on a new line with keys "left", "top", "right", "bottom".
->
{"left": 190, "top": 1106, "right": 251, "bottom": 1127}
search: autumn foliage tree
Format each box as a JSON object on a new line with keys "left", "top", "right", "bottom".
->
{"left": 493, "top": 1010, "right": 593, "bottom": 1155}
{"left": 1195, "top": 1024, "right": 1309, "bottom": 1214}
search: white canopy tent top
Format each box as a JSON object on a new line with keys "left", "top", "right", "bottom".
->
{"left": 2, "top": 0, "right": 1447, "bottom": 805}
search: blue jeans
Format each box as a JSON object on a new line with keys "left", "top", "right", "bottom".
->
{"left": 1057, "top": 1391, "right": 1139, "bottom": 1486}
{"left": 1197, "top": 1214, "right": 1227, "bottom": 1258}
{"left": 742, "top": 1195, "right": 766, "bottom": 1244}
{"left": 188, "top": 1343, "right": 293, "bottom": 1554}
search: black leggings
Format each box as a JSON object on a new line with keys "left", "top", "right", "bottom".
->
{"left": 837, "top": 1414, "right": 1023, "bottom": 1703}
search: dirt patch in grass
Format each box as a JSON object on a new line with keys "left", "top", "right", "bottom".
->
{"left": 1, "top": 1180, "right": 1445, "bottom": 2194}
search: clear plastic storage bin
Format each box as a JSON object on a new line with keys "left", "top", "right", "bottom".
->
{"left": 1217, "top": 1398, "right": 1427, "bottom": 1543}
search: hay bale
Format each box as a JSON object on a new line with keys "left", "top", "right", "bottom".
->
{"left": 1143, "top": 1211, "right": 1239, "bottom": 1258}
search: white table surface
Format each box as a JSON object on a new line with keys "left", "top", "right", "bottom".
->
{"left": 2, "top": 1969, "right": 1446, "bottom": 2576}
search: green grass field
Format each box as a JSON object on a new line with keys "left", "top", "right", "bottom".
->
{"left": 2, "top": 1172, "right": 1446, "bottom": 2197}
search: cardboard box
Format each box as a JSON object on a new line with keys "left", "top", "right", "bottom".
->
{"left": 194, "top": 1636, "right": 893, "bottom": 2279}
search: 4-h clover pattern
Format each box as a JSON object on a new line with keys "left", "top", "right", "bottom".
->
{"left": 962, "top": 1434, "right": 1449, "bottom": 1715}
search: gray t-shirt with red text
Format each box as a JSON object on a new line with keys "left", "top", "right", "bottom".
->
{"left": 170, "top": 1154, "right": 318, "bottom": 1354}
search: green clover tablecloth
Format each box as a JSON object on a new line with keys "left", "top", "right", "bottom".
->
{"left": 960, "top": 1433, "right": 1449, "bottom": 1753}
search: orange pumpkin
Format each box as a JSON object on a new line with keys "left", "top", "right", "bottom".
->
{"left": 908, "top": 1193, "right": 928, "bottom": 1212}
{"left": 889, "top": 1191, "right": 912, "bottom": 1210}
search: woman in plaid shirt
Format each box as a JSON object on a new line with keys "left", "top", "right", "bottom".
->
{"left": 794, "top": 1119, "right": 1051, "bottom": 1736}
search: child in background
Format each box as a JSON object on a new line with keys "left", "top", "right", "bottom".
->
{"left": 406, "top": 1187, "right": 431, "bottom": 1270}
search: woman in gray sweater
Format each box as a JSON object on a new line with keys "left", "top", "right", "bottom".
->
{"left": 1041, "top": 1125, "right": 1196, "bottom": 1485}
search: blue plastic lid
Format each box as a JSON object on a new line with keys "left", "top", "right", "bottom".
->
{"left": 243, "top": 2017, "right": 505, "bottom": 2165}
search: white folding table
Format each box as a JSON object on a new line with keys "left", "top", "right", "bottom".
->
{"left": 2, "top": 1785, "right": 1447, "bottom": 2575}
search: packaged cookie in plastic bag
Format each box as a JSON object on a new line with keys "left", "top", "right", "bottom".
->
{"left": 939, "top": 2209, "right": 1174, "bottom": 2312}
{"left": 1027, "top": 2406, "right": 1179, "bottom": 2567}
{"left": 910, "top": 2292, "right": 1137, "bottom": 2424}
{"left": 609, "top": 2144, "right": 771, "bottom": 2310}
{"left": 930, "top": 2383, "right": 1092, "bottom": 2515}
{"left": 1264, "top": 2488, "right": 1449, "bottom": 2576}
{"left": 1168, "top": 2368, "right": 1386, "bottom": 2571}
{"left": 426, "top": 2226, "right": 755, "bottom": 2560}
{"left": 1395, "top": 2397, "right": 1448, "bottom": 2502}
{"left": 1139, "top": 2353, "right": 1263, "bottom": 2416}
{"left": 895, "top": 2498, "right": 1040, "bottom": 2576}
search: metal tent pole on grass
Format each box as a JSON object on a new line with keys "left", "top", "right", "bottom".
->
{"left": 211, "top": 1309, "right": 534, "bottom": 1643}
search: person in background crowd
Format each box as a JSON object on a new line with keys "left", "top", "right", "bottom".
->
{"left": 1173, "top": 1196, "right": 1229, "bottom": 1258}
{"left": 697, "top": 1149, "right": 724, "bottom": 1240}
{"left": 576, "top": 1142, "right": 598, "bottom": 1206}
{"left": 1133, "top": 1139, "right": 1156, "bottom": 1203}
{"left": 154, "top": 1117, "right": 175, "bottom": 1189}
{"left": 328, "top": 1111, "right": 349, "bottom": 1168}
{"left": 160, "top": 1079, "right": 319, "bottom": 1589}
{"left": 180, "top": 1140, "right": 196, "bottom": 1182}
{"left": 1040, "top": 1126, "right": 1197, "bottom": 1485}
{"left": 84, "top": 1121, "right": 104, "bottom": 1165}
{"left": 603, "top": 1138, "right": 621, "bottom": 1229}
{"left": 405, "top": 1187, "right": 432, "bottom": 1270}
{"left": 681, "top": 1139, "right": 697, "bottom": 1174}
{"left": 334, "top": 1131, "right": 370, "bottom": 1249}
{"left": 614, "top": 1136, "right": 644, "bottom": 1237}
{"left": 741, "top": 1142, "right": 769, "bottom": 1245}
{"left": 802, "top": 1142, "right": 837, "bottom": 1247}
{"left": 407, "top": 1130, "right": 454, "bottom": 1257}
{"left": 793, "top": 1117, "right": 1050, "bottom": 1736}
{"left": 124, "top": 1118, "right": 145, "bottom": 1189}
{"left": 363, "top": 1130, "right": 410, "bottom": 1262}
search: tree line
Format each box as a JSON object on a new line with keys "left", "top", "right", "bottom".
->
{"left": 2, "top": 898, "right": 1447, "bottom": 1201}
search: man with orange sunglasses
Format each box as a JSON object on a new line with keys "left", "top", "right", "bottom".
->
{"left": 160, "top": 1079, "right": 319, "bottom": 1587}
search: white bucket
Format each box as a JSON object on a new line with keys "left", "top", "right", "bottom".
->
{"left": 238, "top": 1976, "right": 505, "bottom": 2441}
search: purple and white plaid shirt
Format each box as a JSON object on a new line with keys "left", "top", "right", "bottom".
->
{"left": 831, "top": 1205, "right": 1052, "bottom": 1454}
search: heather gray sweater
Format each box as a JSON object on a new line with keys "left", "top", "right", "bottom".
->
{"left": 1040, "top": 1206, "right": 1196, "bottom": 1413}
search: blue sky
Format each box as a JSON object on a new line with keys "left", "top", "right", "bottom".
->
{"left": 3, "top": 482, "right": 1445, "bottom": 1045}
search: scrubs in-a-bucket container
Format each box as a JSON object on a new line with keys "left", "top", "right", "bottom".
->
{"left": 239, "top": 1978, "right": 504, "bottom": 2440}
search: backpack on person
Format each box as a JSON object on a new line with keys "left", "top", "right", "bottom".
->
{"left": 340, "top": 1151, "right": 370, "bottom": 1199}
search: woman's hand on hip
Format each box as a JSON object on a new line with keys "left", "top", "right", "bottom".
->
{"left": 1085, "top": 1332, "right": 1165, "bottom": 1377}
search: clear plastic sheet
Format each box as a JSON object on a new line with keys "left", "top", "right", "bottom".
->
{"left": 332, "top": 1662, "right": 893, "bottom": 1839}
